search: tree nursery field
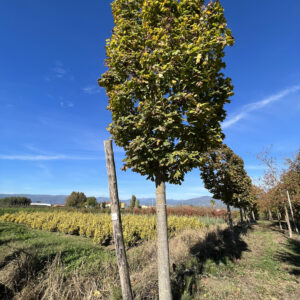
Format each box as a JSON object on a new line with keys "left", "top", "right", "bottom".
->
{"left": 1, "top": 0, "right": 299, "bottom": 299}
{"left": 0, "top": 208, "right": 299, "bottom": 299}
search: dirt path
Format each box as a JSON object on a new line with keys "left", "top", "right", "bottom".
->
{"left": 195, "top": 221, "right": 300, "bottom": 300}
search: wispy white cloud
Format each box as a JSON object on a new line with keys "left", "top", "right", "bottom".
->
{"left": 0, "top": 154, "right": 101, "bottom": 161}
{"left": 83, "top": 85, "right": 100, "bottom": 95}
{"left": 45, "top": 61, "right": 71, "bottom": 80}
{"left": 53, "top": 66, "right": 67, "bottom": 78}
{"left": 60, "top": 101, "right": 74, "bottom": 108}
{"left": 24, "top": 144, "right": 48, "bottom": 154}
{"left": 223, "top": 85, "right": 300, "bottom": 129}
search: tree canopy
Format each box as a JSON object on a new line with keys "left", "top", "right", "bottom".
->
{"left": 86, "top": 197, "right": 98, "bottom": 208}
{"left": 256, "top": 148, "right": 300, "bottom": 221}
{"left": 65, "top": 192, "right": 87, "bottom": 208}
{"left": 99, "top": 0, "right": 234, "bottom": 184}
{"left": 200, "top": 144, "right": 249, "bottom": 207}
{"left": 130, "top": 195, "right": 136, "bottom": 209}
{"left": 282, "top": 150, "right": 300, "bottom": 198}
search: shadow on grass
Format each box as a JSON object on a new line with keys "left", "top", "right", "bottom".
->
{"left": 0, "top": 283, "right": 13, "bottom": 300}
{"left": 190, "top": 225, "right": 251, "bottom": 265}
{"left": 261, "top": 220, "right": 300, "bottom": 236}
{"left": 171, "top": 224, "right": 252, "bottom": 299}
{"left": 276, "top": 238, "right": 300, "bottom": 276}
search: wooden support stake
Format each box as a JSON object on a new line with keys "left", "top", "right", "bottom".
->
{"left": 284, "top": 204, "right": 292, "bottom": 238}
{"left": 277, "top": 211, "right": 283, "bottom": 230}
{"left": 287, "top": 190, "right": 299, "bottom": 235}
{"left": 104, "top": 140, "right": 133, "bottom": 300}
{"left": 251, "top": 210, "right": 256, "bottom": 222}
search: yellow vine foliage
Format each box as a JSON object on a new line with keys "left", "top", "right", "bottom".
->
{"left": 1, "top": 211, "right": 205, "bottom": 246}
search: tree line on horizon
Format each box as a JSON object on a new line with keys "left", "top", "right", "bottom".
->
{"left": 0, "top": 196, "right": 31, "bottom": 207}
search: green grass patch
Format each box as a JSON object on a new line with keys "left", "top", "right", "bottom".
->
{"left": 198, "top": 215, "right": 225, "bottom": 226}
{"left": 0, "top": 221, "right": 114, "bottom": 272}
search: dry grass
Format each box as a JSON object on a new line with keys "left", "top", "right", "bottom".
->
{"left": 10, "top": 254, "right": 120, "bottom": 300}
{"left": 126, "top": 224, "right": 229, "bottom": 299}
{"left": 0, "top": 222, "right": 228, "bottom": 300}
{"left": 1, "top": 220, "right": 299, "bottom": 299}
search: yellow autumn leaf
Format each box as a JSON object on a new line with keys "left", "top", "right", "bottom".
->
{"left": 196, "top": 53, "right": 202, "bottom": 63}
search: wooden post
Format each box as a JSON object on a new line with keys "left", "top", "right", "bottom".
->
{"left": 277, "top": 211, "right": 282, "bottom": 230}
{"left": 155, "top": 176, "right": 172, "bottom": 300}
{"left": 251, "top": 210, "right": 256, "bottom": 222}
{"left": 104, "top": 140, "right": 133, "bottom": 300}
{"left": 268, "top": 209, "right": 273, "bottom": 221}
{"left": 284, "top": 204, "right": 292, "bottom": 238}
{"left": 287, "top": 190, "right": 299, "bottom": 235}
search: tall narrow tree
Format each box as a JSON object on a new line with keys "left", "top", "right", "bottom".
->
{"left": 99, "top": 1, "right": 234, "bottom": 297}
{"left": 200, "top": 145, "right": 249, "bottom": 229}
{"left": 130, "top": 195, "right": 136, "bottom": 209}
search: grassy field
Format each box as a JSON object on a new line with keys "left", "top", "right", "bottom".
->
{"left": 0, "top": 213, "right": 299, "bottom": 299}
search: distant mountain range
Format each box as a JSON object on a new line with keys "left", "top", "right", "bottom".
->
{"left": 0, "top": 194, "right": 224, "bottom": 207}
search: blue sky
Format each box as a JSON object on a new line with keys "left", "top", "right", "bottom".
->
{"left": 0, "top": 0, "right": 299, "bottom": 200}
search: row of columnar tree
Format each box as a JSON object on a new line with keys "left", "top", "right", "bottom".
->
{"left": 129, "top": 195, "right": 140, "bottom": 209}
{"left": 257, "top": 148, "right": 300, "bottom": 237}
{"left": 200, "top": 144, "right": 259, "bottom": 228}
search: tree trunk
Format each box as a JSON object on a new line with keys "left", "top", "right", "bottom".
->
{"left": 238, "top": 198, "right": 243, "bottom": 225}
{"left": 155, "top": 176, "right": 172, "bottom": 300}
{"left": 243, "top": 208, "right": 249, "bottom": 224}
{"left": 239, "top": 208, "right": 244, "bottom": 224}
{"left": 104, "top": 140, "right": 133, "bottom": 300}
{"left": 248, "top": 211, "right": 252, "bottom": 223}
{"left": 240, "top": 207, "right": 244, "bottom": 224}
{"left": 226, "top": 204, "right": 233, "bottom": 229}
{"left": 287, "top": 190, "right": 299, "bottom": 235}
{"left": 284, "top": 204, "right": 292, "bottom": 238}
{"left": 277, "top": 211, "right": 282, "bottom": 230}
